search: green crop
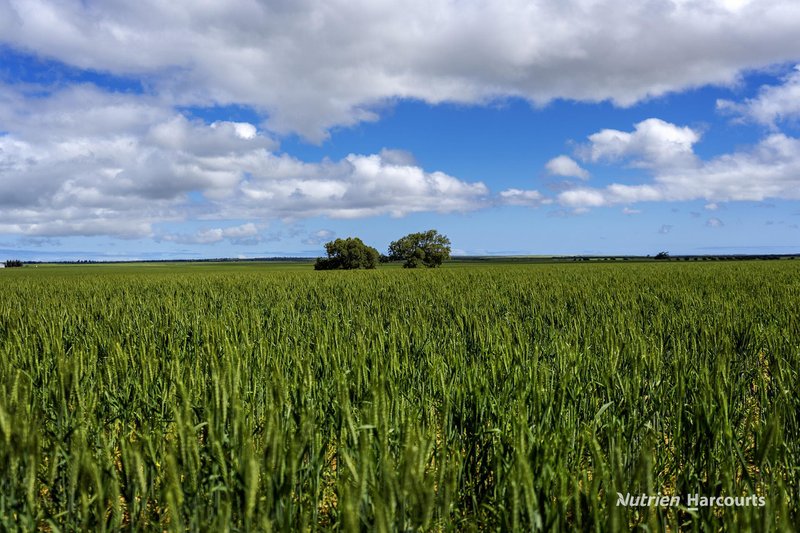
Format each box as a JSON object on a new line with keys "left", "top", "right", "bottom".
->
{"left": 0, "top": 261, "right": 798, "bottom": 531}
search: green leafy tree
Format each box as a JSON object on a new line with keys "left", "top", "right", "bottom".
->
{"left": 388, "top": 229, "right": 451, "bottom": 268}
{"left": 314, "top": 238, "right": 379, "bottom": 270}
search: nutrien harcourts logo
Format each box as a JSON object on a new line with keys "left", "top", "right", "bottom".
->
{"left": 616, "top": 493, "right": 766, "bottom": 511}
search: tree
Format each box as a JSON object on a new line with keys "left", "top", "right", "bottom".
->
{"left": 4, "top": 260, "right": 23, "bottom": 268}
{"left": 388, "top": 229, "right": 451, "bottom": 268}
{"left": 654, "top": 251, "right": 670, "bottom": 260}
{"left": 314, "top": 238, "right": 379, "bottom": 270}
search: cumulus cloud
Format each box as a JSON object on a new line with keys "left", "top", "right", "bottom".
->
{"left": 558, "top": 188, "right": 608, "bottom": 208}
{"left": 583, "top": 118, "right": 700, "bottom": 168}
{"left": 2, "top": 1, "right": 800, "bottom": 139}
{"left": 558, "top": 119, "right": 800, "bottom": 209}
{"left": 498, "top": 188, "right": 548, "bottom": 206}
{"left": 0, "top": 84, "right": 488, "bottom": 237}
{"left": 0, "top": 218, "right": 154, "bottom": 239}
{"left": 148, "top": 115, "right": 276, "bottom": 156}
{"left": 717, "top": 65, "right": 800, "bottom": 127}
{"left": 162, "top": 223, "right": 262, "bottom": 245}
{"left": 236, "top": 152, "right": 489, "bottom": 219}
{"left": 545, "top": 156, "right": 589, "bottom": 179}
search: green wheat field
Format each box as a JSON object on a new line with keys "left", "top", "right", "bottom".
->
{"left": 0, "top": 261, "right": 798, "bottom": 531}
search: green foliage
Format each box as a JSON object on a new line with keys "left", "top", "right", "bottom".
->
{"left": 655, "top": 251, "right": 670, "bottom": 260}
{"left": 0, "top": 261, "right": 798, "bottom": 530}
{"left": 388, "top": 229, "right": 451, "bottom": 268}
{"left": 314, "top": 237, "right": 379, "bottom": 270}
{"left": 4, "top": 259, "right": 23, "bottom": 267}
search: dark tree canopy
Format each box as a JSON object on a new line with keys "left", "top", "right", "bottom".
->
{"left": 655, "top": 251, "right": 670, "bottom": 260}
{"left": 314, "top": 238, "right": 379, "bottom": 270}
{"left": 4, "top": 260, "right": 23, "bottom": 268}
{"left": 388, "top": 229, "right": 451, "bottom": 268}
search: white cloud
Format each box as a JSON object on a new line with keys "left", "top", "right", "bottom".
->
{"left": 584, "top": 118, "right": 700, "bottom": 168}
{"left": 558, "top": 188, "right": 608, "bottom": 208}
{"left": 2, "top": 1, "right": 800, "bottom": 139}
{"left": 706, "top": 217, "right": 724, "bottom": 227}
{"left": 622, "top": 207, "right": 641, "bottom": 215}
{"left": 149, "top": 115, "right": 276, "bottom": 156}
{"left": 237, "top": 152, "right": 489, "bottom": 219}
{"left": 545, "top": 155, "right": 589, "bottom": 179}
{"left": 0, "top": 84, "right": 488, "bottom": 237}
{"left": 717, "top": 65, "right": 800, "bottom": 127}
{"left": 558, "top": 119, "right": 800, "bottom": 209}
{"left": 222, "top": 222, "right": 260, "bottom": 239}
{"left": 0, "top": 84, "right": 169, "bottom": 141}
{"left": 0, "top": 218, "right": 153, "bottom": 239}
{"left": 162, "top": 222, "right": 262, "bottom": 245}
{"left": 652, "top": 133, "right": 800, "bottom": 201}
{"left": 498, "top": 188, "right": 548, "bottom": 206}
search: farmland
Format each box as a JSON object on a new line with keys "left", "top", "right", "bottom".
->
{"left": 0, "top": 261, "right": 798, "bottom": 531}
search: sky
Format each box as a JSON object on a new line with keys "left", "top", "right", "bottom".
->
{"left": 1, "top": 0, "right": 799, "bottom": 261}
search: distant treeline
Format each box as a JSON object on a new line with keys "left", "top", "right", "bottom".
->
{"left": 452, "top": 254, "right": 798, "bottom": 263}
{"left": 18, "top": 257, "right": 316, "bottom": 265}
{"left": 568, "top": 255, "right": 795, "bottom": 262}
{"left": 8, "top": 254, "right": 799, "bottom": 265}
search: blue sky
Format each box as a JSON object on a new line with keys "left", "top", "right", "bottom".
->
{"left": 1, "top": 1, "right": 799, "bottom": 261}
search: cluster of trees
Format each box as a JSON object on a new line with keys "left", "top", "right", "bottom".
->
{"left": 314, "top": 238, "right": 380, "bottom": 270}
{"left": 387, "top": 229, "right": 451, "bottom": 268}
{"left": 4, "top": 260, "right": 23, "bottom": 268}
{"left": 314, "top": 230, "right": 451, "bottom": 270}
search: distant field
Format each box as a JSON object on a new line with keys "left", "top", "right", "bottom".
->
{"left": 1, "top": 262, "right": 798, "bottom": 530}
